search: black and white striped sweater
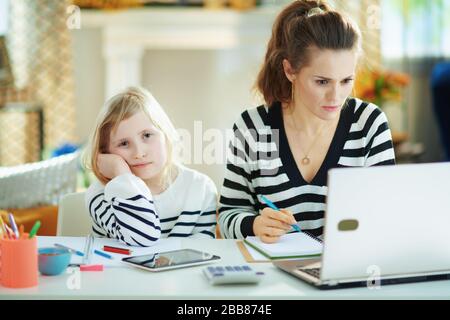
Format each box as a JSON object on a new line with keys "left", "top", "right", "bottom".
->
{"left": 85, "top": 165, "right": 218, "bottom": 247}
{"left": 219, "top": 98, "right": 396, "bottom": 239}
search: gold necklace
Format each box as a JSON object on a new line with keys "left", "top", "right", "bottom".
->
{"left": 290, "top": 113, "right": 326, "bottom": 166}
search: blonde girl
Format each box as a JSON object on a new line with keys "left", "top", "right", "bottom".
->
{"left": 85, "top": 87, "right": 217, "bottom": 247}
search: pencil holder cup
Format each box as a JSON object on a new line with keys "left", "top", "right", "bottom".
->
{"left": 38, "top": 247, "right": 71, "bottom": 276}
{"left": 0, "top": 234, "right": 39, "bottom": 288}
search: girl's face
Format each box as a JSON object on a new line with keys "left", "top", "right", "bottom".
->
{"left": 108, "top": 111, "right": 167, "bottom": 182}
{"left": 286, "top": 49, "right": 358, "bottom": 121}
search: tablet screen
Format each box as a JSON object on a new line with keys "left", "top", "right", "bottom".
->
{"left": 122, "top": 249, "right": 220, "bottom": 269}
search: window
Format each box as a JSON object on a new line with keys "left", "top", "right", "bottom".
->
{"left": 381, "top": 0, "right": 450, "bottom": 58}
{"left": 0, "top": 0, "right": 8, "bottom": 35}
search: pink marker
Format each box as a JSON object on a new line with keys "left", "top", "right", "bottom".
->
{"left": 80, "top": 264, "right": 104, "bottom": 272}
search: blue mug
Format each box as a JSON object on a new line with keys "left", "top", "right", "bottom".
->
{"left": 38, "top": 247, "right": 72, "bottom": 276}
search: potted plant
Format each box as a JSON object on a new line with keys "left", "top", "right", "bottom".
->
{"left": 354, "top": 68, "right": 410, "bottom": 108}
{"left": 355, "top": 68, "right": 410, "bottom": 134}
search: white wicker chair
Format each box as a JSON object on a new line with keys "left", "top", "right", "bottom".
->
{"left": 0, "top": 152, "right": 80, "bottom": 209}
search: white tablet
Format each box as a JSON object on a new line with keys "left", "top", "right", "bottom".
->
{"left": 121, "top": 249, "right": 221, "bottom": 272}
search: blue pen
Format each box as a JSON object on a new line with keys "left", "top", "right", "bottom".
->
{"left": 260, "top": 195, "right": 301, "bottom": 233}
{"left": 94, "top": 249, "right": 113, "bottom": 260}
{"left": 54, "top": 243, "right": 85, "bottom": 256}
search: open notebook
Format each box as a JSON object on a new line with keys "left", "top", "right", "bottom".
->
{"left": 244, "top": 232, "right": 323, "bottom": 260}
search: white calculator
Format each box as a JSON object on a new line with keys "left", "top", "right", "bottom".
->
{"left": 203, "top": 265, "right": 264, "bottom": 285}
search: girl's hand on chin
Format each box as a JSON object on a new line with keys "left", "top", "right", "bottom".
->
{"left": 97, "top": 153, "right": 131, "bottom": 179}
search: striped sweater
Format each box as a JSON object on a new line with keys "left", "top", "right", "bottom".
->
{"left": 219, "top": 98, "right": 396, "bottom": 239}
{"left": 85, "top": 165, "right": 218, "bottom": 247}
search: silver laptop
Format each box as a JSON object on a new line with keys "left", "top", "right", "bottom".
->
{"left": 274, "top": 162, "right": 450, "bottom": 289}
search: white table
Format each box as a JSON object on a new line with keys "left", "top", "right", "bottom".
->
{"left": 2, "top": 239, "right": 450, "bottom": 299}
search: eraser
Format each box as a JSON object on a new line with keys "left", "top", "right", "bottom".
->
{"left": 80, "top": 264, "right": 104, "bottom": 272}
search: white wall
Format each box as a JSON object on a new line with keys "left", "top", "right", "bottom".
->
{"left": 72, "top": 27, "right": 105, "bottom": 146}
{"left": 141, "top": 48, "right": 265, "bottom": 186}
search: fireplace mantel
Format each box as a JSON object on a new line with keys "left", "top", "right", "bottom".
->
{"left": 79, "top": 7, "right": 278, "bottom": 97}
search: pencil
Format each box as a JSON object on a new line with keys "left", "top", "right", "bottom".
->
{"left": 94, "top": 249, "right": 113, "bottom": 260}
{"left": 0, "top": 216, "right": 7, "bottom": 239}
{"left": 8, "top": 213, "right": 19, "bottom": 239}
{"left": 29, "top": 220, "right": 41, "bottom": 239}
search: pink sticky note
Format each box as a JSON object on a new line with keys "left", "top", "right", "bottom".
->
{"left": 80, "top": 264, "right": 104, "bottom": 272}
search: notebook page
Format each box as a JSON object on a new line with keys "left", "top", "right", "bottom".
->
{"left": 246, "top": 232, "right": 322, "bottom": 257}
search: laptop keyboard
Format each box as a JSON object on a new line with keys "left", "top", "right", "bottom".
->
{"left": 301, "top": 268, "right": 321, "bottom": 278}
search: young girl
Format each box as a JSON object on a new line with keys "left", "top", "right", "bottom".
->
{"left": 219, "top": 0, "right": 396, "bottom": 242}
{"left": 84, "top": 86, "right": 218, "bottom": 247}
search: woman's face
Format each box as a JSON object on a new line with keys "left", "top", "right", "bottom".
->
{"left": 286, "top": 48, "right": 358, "bottom": 121}
{"left": 108, "top": 111, "right": 168, "bottom": 181}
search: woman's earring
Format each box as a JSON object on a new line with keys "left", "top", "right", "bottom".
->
{"left": 291, "top": 81, "right": 295, "bottom": 106}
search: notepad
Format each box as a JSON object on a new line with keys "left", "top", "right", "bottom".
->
{"left": 244, "top": 232, "right": 323, "bottom": 260}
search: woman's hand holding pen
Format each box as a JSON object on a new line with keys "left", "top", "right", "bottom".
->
{"left": 97, "top": 153, "right": 131, "bottom": 180}
{"left": 253, "top": 208, "right": 297, "bottom": 243}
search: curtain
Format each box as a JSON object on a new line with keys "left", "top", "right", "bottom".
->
{"left": 381, "top": 0, "right": 450, "bottom": 162}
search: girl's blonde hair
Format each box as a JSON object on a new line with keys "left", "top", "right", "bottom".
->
{"left": 83, "top": 86, "right": 179, "bottom": 187}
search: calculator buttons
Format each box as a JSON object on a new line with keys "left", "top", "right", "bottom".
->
{"left": 202, "top": 265, "right": 263, "bottom": 285}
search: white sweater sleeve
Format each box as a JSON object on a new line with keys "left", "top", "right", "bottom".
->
{"left": 189, "top": 178, "right": 218, "bottom": 239}
{"left": 85, "top": 174, "right": 161, "bottom": 247}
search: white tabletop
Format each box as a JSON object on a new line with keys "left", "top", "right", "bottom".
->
{"left": 2, "top": 238, "right": 450, "bottom": 299}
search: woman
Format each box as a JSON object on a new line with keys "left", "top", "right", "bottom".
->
{"left": 218, "top": 0, "right": 395, "bottom": 243}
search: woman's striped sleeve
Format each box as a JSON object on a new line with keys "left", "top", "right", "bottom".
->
{"left": 363, "top": 106, "right": 396, "bottom": 166}
{"left": 218, "top": 112, "right": 259, "bottom": 239}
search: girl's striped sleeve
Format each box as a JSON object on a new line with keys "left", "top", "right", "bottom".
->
{"left": 85, "top": 174, "right": 161, "bottom": 247}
